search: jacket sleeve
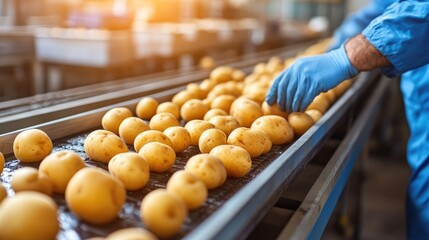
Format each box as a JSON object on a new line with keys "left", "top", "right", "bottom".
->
{"left": 362, "top": 0, "right": 429, "bottom": 77}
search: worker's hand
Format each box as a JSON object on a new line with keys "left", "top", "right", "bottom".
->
{"left": 266, "top": 45, "right": 358, "bottom": 112}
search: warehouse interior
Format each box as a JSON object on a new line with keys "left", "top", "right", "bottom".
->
{"left": 0, "top": 0, "right": 413, "bottom": 239}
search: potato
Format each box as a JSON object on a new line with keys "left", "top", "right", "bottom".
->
{"left": 138, "top": 142, "right": 176, "bottom": 173}
{"left": 333, "top": 79, "right": 352, "bottom": 97}
{"left": 0, "top": 184, "right": 6, "bottom": 203}
{"left": 199, "top": 56, "right": 215, "bottom": 70}
{"left": 186, "top": 83, "right": 206, "bottom": 99}
{"left": 172, "top": 90, "right": 197, "bottom": 108}
{"left": 140, "top": 189, "right": 187, "bottom": 238}
{"left": 13, "top": 129, "right": 53, "bottom": 163}
{"left": 261, "top": 131, "right": 272, "bottom": 154}
{"left": 305, "top": 109, "right": 323, "bottom": 122}
{"left": 119, "top": 117, "right": 150, "bottom": 145}
{"left": 107, "top": 228, "right": 158, "bottom": 240}
{"left": 39, "top": 150, "right": 86, "bottom": 194}
{"left": 157, "top": 101, "right": 180, "bottom": 119}
{"left": 209, "top": 66, "right": 233, "bottom": 83}
{"left": 324, "top": 90, "right": 337, "bottom": 103}
{"left": 136, "top": 97, "right": 159, "bottom": 120}
{"left": 0, "top": 152, "right": 4, "bottom": 174}
{"left": 210, "top": 145, "right": 251, "bottom": 178}
{"left": 203, "top": 108, "right": 228, "bottom": 121}
{"left": 65, "top": 167, "right": 126, "bottom": 224}
{"left": 262, "top": 102, "right": 288, "bottom": 118}
{"left": 230, "top": 98, "right": 263, "bottom": 127}
{"left": 184, "top": 154, "right": 226, "bottom": 189}
{"left": 163, "top": 126, "right": 191, "bottom": 153}
{"left": 0, "top": 192, "right": 59, "bottom": 240}
{"left": 253, "top": 63, "right": 267, "bottom": 74}
{"left": 288, "top": 112, "right": 315, "bottom": 136}
{"left": 199, "top": 79, "right": 216, "bottom": 93}
{"left": 134, "top": 130, "right": 173, "bottom": 152}
{"left": 251, "top": 116, "right": 294, "bottom": 145}
{"left": 208, "top": 115, "right": 240, "bottom": 137}
{"left": 102, "top": 107, "right": 133, "bottom": 135}
{"left": 184, "top": 120, "right": 215, "bottom": 146}
{"left": 232, "top": 69, "right": 245, "bottom": 82}
{"left": 207, "top": 83, "right": 241, "bottom": 99}
{"left": 180, "top": 99, "right": 209, "bottom": 122}
{"left": 166, "top": 170, "right": 207, "bottom": 210}
{"left": 108, "top": 152, "right": 149, "bottom": 191}
{"left": 11, "top": 167, "right": 53, "bottom": 195}
{"left": 306, "top": 94, "right": 330, "bottom": 114}
{"left": 199, "top": 128, "right": 227, "bottom": 153}
{"left": 210, "top": 94, "right": 236, "bottom": 113}
{"left": 149, "top": 112, "right": 180, "bottom": 132}
{"left": 84, "top": 130, "right": 128, "bottom": 163}
{"left": 227, "top": 127, "right": 270, "bottom": 157}
{"left": 242, "top": 84, "right": 267, "bottom": 103}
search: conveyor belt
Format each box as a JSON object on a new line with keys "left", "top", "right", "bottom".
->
{"left": 0, "top": 39, "right": 319, "bottom": 134}
{"left": 0, "top": 70, "right": 380, "bottom": 239}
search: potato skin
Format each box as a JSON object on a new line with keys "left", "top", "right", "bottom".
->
{"left": 210, "top": 94, "right": 236, "bottom": 113}
{"left": 13, "top": 129, "right": 53, "bottom": 163}
{"left": 227, "top": 127, "right": 270, "bottom": 157}
{"left": 106, "top": 227, "right": 158, "bottom": 240}
{"left": 184, "top": 154, "right": 226, "bottom": 189}
{"left": 0, "top": 192, "right": 59, "bottom": 240}
{"left": 101, "top": 107, "right": 133, "bottom": 135}
{"left": 305, "top": 109, "right": 323, "bottom": 122}
{"left": 11, "top": 167, "right": 53, "bottom": 196}
{"left": 134, "top": 130, "right": 173, "bottom": 153}
{"left": 208, "top": 115, "right": 240, "bottom": 137}
{"left": 251, "top": 115, "right": 294, "bottom": 145}
{"left": 198, "top": 129, "right": 227, "bottom": 153}
{"left": 84, "top": 130, "right": 128, "bottom": 163}
{"left": 288, "top": 112, "right": 315, "bottom": 136}
{"left": 138, "top": 142, "right": 176, "bottom": 173}
{"left": 0, "top": 152, "right": 4, "bottom": 174}
{"left": 230, "top": 98, "right": 263, "bottom": 127}
{"left": 108, "top": 152, "right": 150, "bottom": 191}
{"left": 149, "top": 112, "right": 180, "bottom": 132}
{"left": 166, "top": 170, "right": 207, "bottom": 210}
{"left": 157, "top": 101, "right": 180, "bottom": 120}
{"left": 0, "top": 185, "right": 6, "bottom": 203}
{"left": 65, "top": 168, "right": 126, "bottom": 225}
{"left": 172, "top": 90, "right": 197, "bottom": 108}
{"left": 119, "top": 117, "right": 150, "bottom": 145}
{"left": 184, "top": 120, "right": 215, "bottom": 146}
{"left": 136, "top": 97, "right": 159, "bottom": 120}
{"left": 203, "top": 108, "right": 228, "bottom": 121}
{"left": 163, "top": 126, "right": 191, "bottom": 153}
{"left": 261, "top": 102, "right": 288, "bottom": 118}
{"left": 140, "top": 189, "right": 187, "bottom": 238}
{"left": 180, "top": 99, "right": 209, "bottom": 122}
{"left": 210, "top": 145, "right": 252, "bottom": 178}
{"left": 39, "top": 150, "right": 86, "bottom": 194}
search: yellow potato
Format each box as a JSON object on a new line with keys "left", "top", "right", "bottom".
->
{"left": 210, "top": 94, "right": 236, "bottom": 113}
{"left": 180, "top": 99, "right": 209, "bottom": 122}
{"left": 184, "top": 154, "right": 226, "bottom": 189}
{"left": 0, "top": 184, "right": 7, "bottom": 203}
{"left": 157, "top": 101, "right": 180, "bottom": 120}
{"left": 136, "top": 97, "right": 159, "bottom": 120}
{"left": 208, "top": 115, "right": 240, "bottom": 137}
{"left": 0, "top": 152, "right": 4, "bottom": 174}
{"left": 166, "top": 170, "right": 207, "bottom": 210}
{"left": 227, "top": 127, "right": 270, "bottom": 157}
{"left": 306, "top": 94, "right": 331, "bottom": 114}
{"left": 261, "top": 130, "right": 273, "bottom": 154}
{"left": 251, "top": 115, "right": 294, "bottom": 145}
{"left": 138, "top": 142, "right": 176, "bottom": 173}
{"left": 231, "top": 69, "right": 245, "bottom": 82}
{"left": 333, "top": 79, "right": 353, "bottom": 97}
{"left": 134, "top": 130, "right": 173, "bottom": 152}
{"left": 242, "top": 84, "right": 268, "bottom": 103}
{"left": 13, "top": 129, "right": 53, "bottom": 163}
{"left": 108, "top": 152, "right": 149, "bottom": 191}
{"left": 203, "top": 108, "right": 228, "bottom": 121}
{"left": 324, "top": 90, "right": 337, "bottom": 103}
{"left": 149, "top": 112, "right": 180, "bottom": 132}
{"left": 230, "top": 98, "right": 263, "bottom": 127}
{"left": 39, "top": 150, "right": 86, "bottom": 194}
{"left": 101, "top": 107, "right": 133, "bottom": 135}
{"left": 210, "top": 145, "right": 252, "bottom": 178}
{"left": 262, "top": 102, "right": 288, "bottom": 118}
{"left": 0, "top": 192, "right": 59, "bottom": 240}
{"left": 199, "top": 79, "right": 216, "bottom": 93}
{"left": 199, "top": 128, "right": 227, "bottom": 153}
{"left": 288, "top": 112, "right": 315, "bottom": 136}
{"left": 209, "top": 66, "right": 233, "bottom": 83}
{"left": 186, "top": 83, "right": 206, "bottom": 99}
{"left": 84, "top": 130, "right": 128, "bottom": 163}
{"left": 253, "top": 63, "right": 267, "bottom": 74}
{"left": 305, "top": 109, "right": 323, "bottom": 122}
{"left": 163, "top": 126, "right": 191, "bottom": 153}
{"left": 119, "top": 117, "right": 150, "bottom": 145}
{"left": 106, "top": 228, "right": 158, "bottom": 240}
{"left": 65, "top": 167, "right": 126, "bottom": 225}
{"left": 140, "top": 189, "right": 187, "bottom": 238}
{"left": 184, "top": 120, "right": 215, "bottom": 146}
{"left": 172, "top": 90, "right": 197, "bottom": 108}
{"left": 199, "top": 56, "right": 215, "bottom": 70}
{"left": 207, "top": 83, "right": 241, "bottom": 99}
{"left": 11, "top": 167, "right": 53, "bottom": 196}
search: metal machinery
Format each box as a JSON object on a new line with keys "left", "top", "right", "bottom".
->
{"left": 0, "top": 38, "right": 392, "bottom": 239}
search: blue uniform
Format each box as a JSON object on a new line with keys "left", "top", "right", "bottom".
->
{"left": 358, "top": 0, "right": 429, "bottom": 238}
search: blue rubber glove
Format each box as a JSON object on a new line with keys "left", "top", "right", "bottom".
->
{"left": 266, "top": 45, "right": 359, "bottom": 112}
{"left": 328, "top": 1, "right": 386, "bottom": 51}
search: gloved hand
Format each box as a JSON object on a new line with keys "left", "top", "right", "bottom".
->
{"left": 266, "top": 45, "right": 359, "bottom": 112}
{"left": 327, "top": 2, "right": 384, "bottom": 51}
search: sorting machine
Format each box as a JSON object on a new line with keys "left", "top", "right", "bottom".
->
{"left": 0, "top": 41, "right": 392, "bottom": 239}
